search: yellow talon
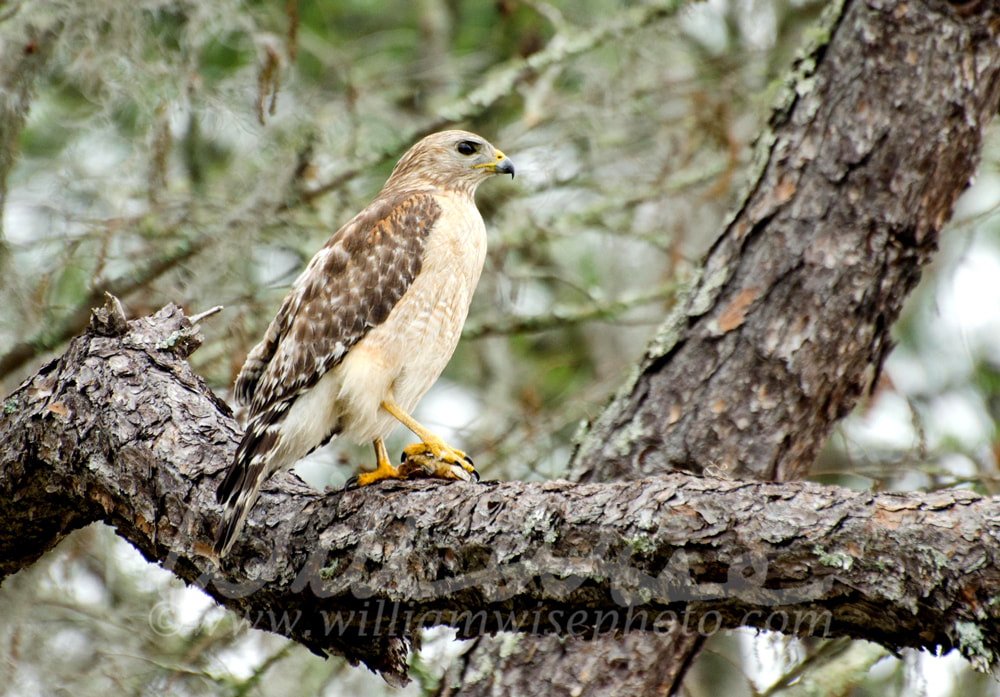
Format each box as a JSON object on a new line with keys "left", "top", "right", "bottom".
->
{"left": 372, "top": 397, "right": 481, "bottom": 483}
{"left": 402, "top": 439, "right": 470, "bottom": 466}
{"left": 399, "top": 439, "right": 479, "bottom": 482}
{"left": 346, "top": 439, "right": 404, "bottom": 488}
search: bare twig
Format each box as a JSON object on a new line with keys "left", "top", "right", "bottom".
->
{"left": 300, "top": 0, "right": 685, "bottom": 205}
{"left": 462, "top": 282, "right": 681, "bottom": 340}
{"left": 188, "top": 305, "right": 224, "bottom": 325}
{"left": 0, "top": 235, "right": 208, "bottom": 380}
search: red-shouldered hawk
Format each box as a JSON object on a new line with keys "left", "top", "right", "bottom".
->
{"left": 214, "top": 130, "right": 514, "bottom": 557}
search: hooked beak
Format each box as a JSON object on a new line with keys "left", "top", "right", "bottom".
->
{"left": 476, "top": 149, "right": 515, "bottom": 178}
{"left": 494, "top": 152, "right": 515, "bottom": 178}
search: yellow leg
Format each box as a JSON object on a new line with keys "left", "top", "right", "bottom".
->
{"left": 348, "top": 438, "right": 404, "bottom": 487}
{"left": 380, "top": 398, "right": 479, "bottom": 481}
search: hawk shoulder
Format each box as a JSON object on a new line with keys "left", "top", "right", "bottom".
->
{"left": 234, "top": 191, "right": 442, "bottom": 417}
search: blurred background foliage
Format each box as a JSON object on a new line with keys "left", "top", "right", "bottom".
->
{"left": 2, "top": 0, "right": 999, "bottom": 695}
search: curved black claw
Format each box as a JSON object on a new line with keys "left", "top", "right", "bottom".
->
{"left": 470, "top": 468, "right": 481, "bottom": 482}
{"left": 344, "top": 475, "right": 359, "bottom": 490}
{"left": 400, "top": 450, "right": 407, "bottom": 464}
{"left": 463, "top": 454, "right": 475, "bottom": 467}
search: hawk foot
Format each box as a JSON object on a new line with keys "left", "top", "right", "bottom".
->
{"left": 399, "top": 441, "right": 479, "bottom": 482}
{"left": 346, "top": 462, "right": 404, "bottom": 489}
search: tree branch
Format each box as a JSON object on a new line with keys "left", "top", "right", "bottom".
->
{"left": 0, "top": 234, "right": 209, "bottom": 380}
{"left": 4, "top": 0, "right": 1000, "bottom": 692}
{"left": 298, "top": 0, "right": 684, "bottom": 205}
{"left": 461, "top": 282, "right": 680, "bottom": 340}
{"left": 2, "top": 302, "right": 1000, "bottom": 686}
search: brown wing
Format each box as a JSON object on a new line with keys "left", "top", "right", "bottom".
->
{"left": 234, "top": 191, "right": 442, "bottom": 418}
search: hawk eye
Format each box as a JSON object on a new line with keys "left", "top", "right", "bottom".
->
{"left": 457, "top": 141, "right": 478, "bottom": 156}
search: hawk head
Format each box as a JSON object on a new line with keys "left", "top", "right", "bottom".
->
{"left": 383, "top": 130, "right": 514, "bottom": 195}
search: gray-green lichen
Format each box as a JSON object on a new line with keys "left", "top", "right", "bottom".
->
{"left": 643, "top": 277, "right": 694, "bottom": 359}
{"left": 610, "top": 413, "right": 652, "bottom": 459}
{"left": 155, "top": 330, "right": 185, "bottom": 350}
{"left": 928, "top": 548, "right": 951, "bottom": 570}
{"left": 814, "top": 546, "right": 853, "bottom": 571}
{"left": 319, "top": 560, "right": 340, "bottom": 580}
{"left": 627, "top": 532, "right": 653, "bottom": 555}
{"left": 953, "top": 620, "right": 995, "bottom": 674}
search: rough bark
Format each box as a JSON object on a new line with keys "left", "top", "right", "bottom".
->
{"left": 2, "top": 304, "right": 1000, "bottom": 686}
{"left": 448, "top": 0, "right": 1000, "bottom": 694}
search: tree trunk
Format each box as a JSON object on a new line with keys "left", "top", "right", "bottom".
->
{"left": 443, "top": 0, "right": 1000, "bottom": 694}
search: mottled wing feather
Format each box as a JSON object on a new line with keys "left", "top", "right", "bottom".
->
{"left": 235, "top": 191, "right": 441, "bottom": 418}
{"left": 233, "top": 291, "right": 299, "bottom": 406}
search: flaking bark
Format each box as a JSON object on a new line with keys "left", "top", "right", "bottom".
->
{"left": 2, "top": 303, "right": 1000, "bottom": 684}
{"left": 575, "top": 0, "right": 1000, "bottom": 483}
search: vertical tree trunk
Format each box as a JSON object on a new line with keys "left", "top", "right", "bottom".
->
{"left": 440, "top": 0, "right": 1000, "bottom": 694}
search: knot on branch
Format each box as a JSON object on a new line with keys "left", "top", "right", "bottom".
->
{"left": 148, "top": 305, "right": 204, "bottom": 359}
{"left": 89, "top": 293, "right": 128, "bottom": 337}
{"left": 91, "top": 299, "right": 205, "bottom": 358}
{"left": 90, "top": 296, "right": 204, "bottom": 359}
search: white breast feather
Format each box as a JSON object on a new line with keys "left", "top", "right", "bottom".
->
{"left": 316, "top": 190, "right": 487, "bottom": 445}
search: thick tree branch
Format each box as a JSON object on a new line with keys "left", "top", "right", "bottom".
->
{"left": 2, "top": 302, "right": 1000, "bottom": 685}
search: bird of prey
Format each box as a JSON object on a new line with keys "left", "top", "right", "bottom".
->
{"left": 214, "top": 130, "right": 514, "bottom": 557}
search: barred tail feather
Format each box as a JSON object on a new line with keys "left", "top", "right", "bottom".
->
{"left": 214, "top": 400, "right": 293, "bottom": 557}
{"left": 214, "top": 471, "right": 266, "bottom": 558}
